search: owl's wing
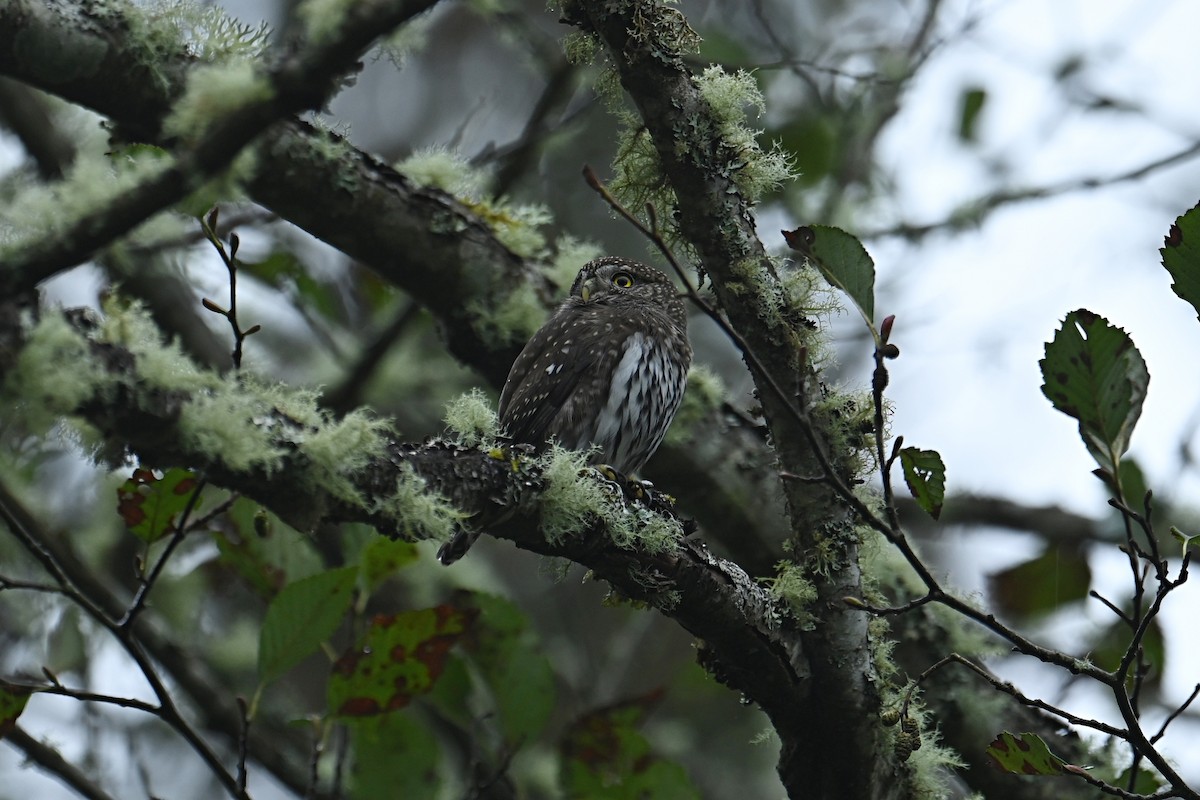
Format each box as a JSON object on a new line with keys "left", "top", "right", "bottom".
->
{"left": 499, "top": 309, "right": 614, "bottom": 450}
{"left": 498, "top": 324, "right": 601, "bottom": 447}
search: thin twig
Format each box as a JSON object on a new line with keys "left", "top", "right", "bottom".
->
{"left": 120, "top": 475, "right": 209, "bottom": 629}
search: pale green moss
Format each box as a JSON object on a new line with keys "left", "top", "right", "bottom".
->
{"left": 298, "top": 409, "right": 393, "bottom": 503}
{"left": 562, "top": 30, "right": 602, "bottom": 64}
{"left": 138, "top": 1, "right": 271, "bottom": 61}
{"left": 97, "top": 299, "right": 223, "bottom": 393}
{"left": 377, "top": 465, "right": 465, "bottom": 543}
{"left": 664, "top": 365, "right": 724, "bottom": 446}
{"left": 0, "top": 146, "right": 171, "bottom": 256}
{"left": 550, "top": 235, "right": 603, "bottom": 289}
{"left": 398, "top": 147, "right": 489, "bottom": 197}
{"left": 466, "top": 282, "right": 546, "bottom": 346}
{"left": 5, "top": 314, "right": 111, "bottom": 429}
{"left": 768, "top": 562, "right": 818, "bottom": 629}
{"left": 398, "top": 148, "right": 551, "bottom": 259}
{"left": 538, "top": 446, "right": 682, "bottom": 553}
{"left": 539, "top": 447, "right": 606, "bottom": 544}
{"left": 163, "top": 59, "right": 273, "bottom": 144}
{"left": 443, "top": 389, "right": 500, "bottom": 446}
{"left": 297, "top": 0, "right": 353, "bottom": 44}
{"left": 695, "top": 66, "right": 796, "bottom": 201}
{"left": 179, "top": 380, "right": 286, "bottom": 473}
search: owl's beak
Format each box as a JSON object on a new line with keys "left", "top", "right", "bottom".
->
{"left": 580, "top": 278, "right": 597, "bottom": 302}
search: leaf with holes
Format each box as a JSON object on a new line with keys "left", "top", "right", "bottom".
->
{"left": 1160, "top": 202, "right": 1200, "bottom": 322}
{"left": 782, "top": 225, "right": 875, "bottom": 326}
{"left": 1039, "top": 310, "right": 1148, "bottom": 479}
{"left": 0, "top": 682, "right": 31, "bottom": 740}
{"left": 328, "top": 606, "right": 476, "bottom": 719}
{"left": 561, "top": 690, "right": 700, "bottom": 798}
{"left": 899, "top": 447, "right": 946, "bottom": 519}
{"left": 986, "top": 731, "right": 1068, "bottom": 775}
{"left": 115, "top": 468, "right": 199, "bottom": 542}
{"left": 258, "top": 567, "right": 357, "bottom": 685}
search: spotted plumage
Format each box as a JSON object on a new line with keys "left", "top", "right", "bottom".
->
{"left": 437, "top": 256, "right": 692, "bottom": 564}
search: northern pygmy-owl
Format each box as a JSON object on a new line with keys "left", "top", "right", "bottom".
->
{"left": 437, "top": 256, "right": 692, "bottom": 564}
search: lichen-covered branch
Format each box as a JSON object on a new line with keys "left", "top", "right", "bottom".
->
{"left": 0, "top": 303, "right": 811, "bottom": 747}
{"left": 0, "top": 0, "right": 786, "bottom": 563}
{"left": 0, "top": 0, "right": 441, "bottom": 295}
{"left": 563, "top": 1, "right": 905, "bottom": 796}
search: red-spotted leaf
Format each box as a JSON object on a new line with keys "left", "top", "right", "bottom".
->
{"left": 0, "top": 682, "right": 31, "bottom": 740}
{"left": 899, "top": 447, "right": 946, "bottom": 519}
{"left": 328, "top": 606, "right": 476, "bottom": 718}
{"left": 258, "top": 567, "right": 358, "bottom": 685}
{"left": 986, "top": 731, "right": 1068, "bottom": 775}
{"left": 783, "top": 225, "right": 875, "bottom": 326}
{"left": 115, "top": 468, "right": 199, "bottom": 542}
{"left": 1039, "top": 310, "right": 1148, "bottom": 479}
{"left": 1160, "top": 203, "right": 1200, "bottom": 322}
{"left": 561, "top": 690, "right": 700, "bottom": 798}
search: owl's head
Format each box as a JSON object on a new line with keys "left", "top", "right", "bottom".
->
{"left": 568, "top": 257, "right": 681, "bottom": 317}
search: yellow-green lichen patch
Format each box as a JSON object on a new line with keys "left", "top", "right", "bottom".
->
{"left": 0, "top": 145, "right": 171, "bottom": 258}
{"left": 97, "top": 299, "right": 223, "bottom": 394}
{"left": 768, "top": 562, "right": 818, "bottom": 629}
{"left": 466, "top": 282, "right": 546, "bottom": 346}
{"left": 695, "top": 66, "right": 796, "bottom": 202}
{"left": 377, "top": 465, "right": 466, "bottom": 543}
{"left": 443, "top": 389, "right": 499, "bottom": 447}
{"left": 5, "top": 314, "right": 112, "bottom": 430}
{"left": 538, "top": 446, "right": 682, "bottom": 554}
{"left": 162, "top": 59, "right": 273, "bottom": 144}
{"left": 178, "top": 378, "right": 286, "bottom": 474}
{"left": 296, "top": 409, "right": 393, "bottom": 504}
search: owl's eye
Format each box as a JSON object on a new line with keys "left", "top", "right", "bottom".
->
{"left": 612, "top": 272, "right": 634, "bottom": 288}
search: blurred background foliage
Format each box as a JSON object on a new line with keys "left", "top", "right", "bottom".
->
{"left": 3, "top": 0, "right": 1200, "bottom": 797}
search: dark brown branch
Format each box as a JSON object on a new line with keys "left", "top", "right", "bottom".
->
{"left": 4, "top": 725, "right": 119, "bottom": 800}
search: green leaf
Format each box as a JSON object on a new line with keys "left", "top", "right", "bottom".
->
{"left": 987, "top": 545, "right": 1091, "bottom": 618}
{"left": 899, "top": 447, "right": 946, "bottom": 519}
{"left": 782, "top": 225, "right": 875, "bottom": 325}
{"left": 1115, "top": 765, "right": 1164, "bottom": 794}
{"left": 1039, "top": 309, "right": 1148, "bottom": 479}
{"left": 1090, "top": 616, "right": 1166, "bottom": 690}
{"left": 115, "top": 467, "right": 200, "bottom": 543}
{"left": 243, "top": 251, "right": 341, "bottom": 322}
{"left": 957, "top": 86, "right": 987, "bottom": 143}
{"left": 561, "top": 691, "right": 700, "bottom": 799}
{"left": 462, "top": 594, "right": 557, "bottom": 745}
{"left": 213, "top": 499, "right": 323, "bottom": 597}
{"left": 985, "top": 731, "right": 1067, "bottom": 775}
{"left": 0, "top": 681, "right": 31, "bottom": 740}
{"left": 258, "top": 567, "right": 357, "bottom": 685}
{"left": 1170, "top": 526, "right": 1200, "bottom": 558}
{"left": 359, "top": 537, "right": 419, "bottom": 593}
{"left": 328, "top": 606, "right": 475, "bottom": 718}
{"left": 349, "top": 714, "right": 440, "bottom": 800}
{"left": 1160, "top": 203, "right": 1200, "bottom": 322}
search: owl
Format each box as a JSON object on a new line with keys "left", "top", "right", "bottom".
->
{"left": 438, "top": 256, "right": 692, "bottom": 563}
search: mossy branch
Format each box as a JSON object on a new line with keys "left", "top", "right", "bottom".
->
{"left": 0, "top": 303, "right": 810, "bottom": 743}
{"left": 0, "top": 0, "right": 441, "bottom": 295}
